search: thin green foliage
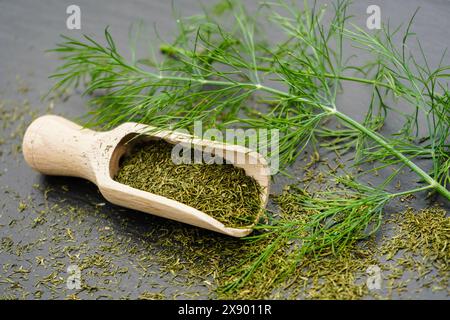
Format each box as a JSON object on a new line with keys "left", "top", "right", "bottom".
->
{"left": 221, "top": 176, "right": 391, "bottom": 292}
{"left": 48, "top": 0, "right": 450, "bottom": 293}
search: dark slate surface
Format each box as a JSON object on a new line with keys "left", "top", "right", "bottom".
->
{"left": 0, "top": 0, "right": 449, "bottom": 299}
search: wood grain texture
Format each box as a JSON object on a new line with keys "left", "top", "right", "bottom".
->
{"left": 22, "top": 115, "right": 270, "bottom": 237}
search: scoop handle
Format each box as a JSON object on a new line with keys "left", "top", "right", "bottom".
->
{"left": 22, "top": 115, "right": 99, "bottom": 182}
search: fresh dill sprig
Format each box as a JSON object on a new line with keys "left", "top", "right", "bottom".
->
{"left": 47, "top": 0, "right": 450, "bottom": 294}
{"left": 221, "top": 177, "right": 391, "bottom": 293}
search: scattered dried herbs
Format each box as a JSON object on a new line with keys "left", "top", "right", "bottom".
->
{"left": 114, "top": 140, "right": 262, "bottom": 228}
{"left": 1, "top": 0, "right": 449, "bottom": 301}
{"left": 218, "top": 185, "right": 449, "bottom": 299}
{"left": 47, "top": 0, "right": 450, "bottom": 291}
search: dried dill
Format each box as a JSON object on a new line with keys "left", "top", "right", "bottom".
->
{"left": 138, "top": 292, "right": 166, "bottom": 300}
{"left": 114, "top": 140, "right": 262, "bottom": 228}
{"left": 218, "top": 186, "right": 450, "bottom": 299}
{"left": 381, "top": 206, "right": 450, "bottom": 293}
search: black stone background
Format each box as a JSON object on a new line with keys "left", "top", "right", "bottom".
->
{"left": 0, "top": 0, "right": 449, "bottom": 299}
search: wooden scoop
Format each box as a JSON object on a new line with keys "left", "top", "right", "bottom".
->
{"left": 22, "top": 115, "right": 270, "bottom": 237}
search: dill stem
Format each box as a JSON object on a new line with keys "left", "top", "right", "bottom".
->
{"left": 331, "top": 74, "right": 392, "bottom": 89}
{"left": 271, "top": 69, "right": 393, "bottom": 90}
{"left": 334, "top": 112, "right": 450, "bottom": 201}
{"left": 246, "top": 82, "right": 449, "bottom": 201}
{"left": 256, "top": 84, "right": 449, "bottom": 200}
{"left": 390, "top": 185, "right": 434, "bottom": 198}
{"left": 160, "top": 44, "right": 394, "bottom": 90}
{"left": 134, "top": 70, "right": 450, "bottom": 201}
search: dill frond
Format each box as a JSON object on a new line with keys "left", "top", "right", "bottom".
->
{"left": 47, "top": 0, "right": 450, "bottom": 293}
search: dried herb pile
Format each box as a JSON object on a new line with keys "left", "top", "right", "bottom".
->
{"left": 0, "top": 95, "right": 447, "bottom": 299}
{"left": 217, "top": 184, "right": 449, "bottom": 299}
{"left": 114, "top": 140, "right": 262, "bottom": 228}
{"left": 47, "top": 0, "right": 450, "bottom": 291}
{"left": 2, "top": 0, "right": 449, "bottom": 300}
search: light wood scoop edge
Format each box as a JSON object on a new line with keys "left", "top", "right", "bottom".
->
{"left": 22, "top": 115, "right": 271, "bottom": 237}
